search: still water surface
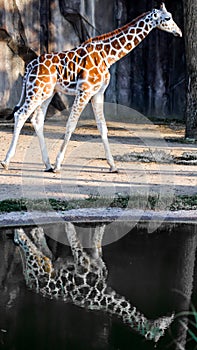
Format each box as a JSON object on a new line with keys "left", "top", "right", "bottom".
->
{"left": 0, "top": 221, "right": 196, "bottom": 350}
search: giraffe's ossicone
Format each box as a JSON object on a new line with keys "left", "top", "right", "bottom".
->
{"left": 14, "top": 224, "right": 174, "bottom": 343}
{"left": 1, "top": 3, "right": 182, "bottom": 172}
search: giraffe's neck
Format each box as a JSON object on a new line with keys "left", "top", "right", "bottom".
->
{"left": 85, "top": 11, "right": 153, "bottom": 67}
{"left": 86, "top": 288, "right": 163, "bottom": 341}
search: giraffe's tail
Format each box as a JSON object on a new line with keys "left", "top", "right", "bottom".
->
{"left": 6, "top": 65, "right": 29, "bottom": 120}
{"left": 6, "top": 105, "right": 21, "bottom": 120}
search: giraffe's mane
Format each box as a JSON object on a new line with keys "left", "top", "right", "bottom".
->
{"left": 83, "top": 11, "right": 150, "bottom": 45}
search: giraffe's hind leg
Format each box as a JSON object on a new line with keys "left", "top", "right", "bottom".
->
{"left": 31, "top": 97, "right": 53, "bottom": 171}
{"left": 14, "top": 228, "right": 54, "bottom": 292}
{"left": 1, "top": 100, "right": 42, "bottom": 170}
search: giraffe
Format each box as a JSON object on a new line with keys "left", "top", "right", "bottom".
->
{"left": 14, "top": 223, "right": 174, "bottom": 343}
{"left": 1, "top": 3, "right": 182, "bottom": 172}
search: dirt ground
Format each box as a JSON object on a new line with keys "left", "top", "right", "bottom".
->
{"left": 0, "top": 114, "right": 197, "bottom": 204}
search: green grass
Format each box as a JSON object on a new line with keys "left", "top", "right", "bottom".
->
{"left": 175, "top": 304, "right": 197, "bottom": 349}
{"left": 0, "top": 193, "right": 196, "bottom": 213}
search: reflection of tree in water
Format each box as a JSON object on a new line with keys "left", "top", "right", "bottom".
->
{"left": 14, "top": 223, "right": 173, "bottom": 343}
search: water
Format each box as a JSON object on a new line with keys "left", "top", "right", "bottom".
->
{"left": 0, "top": 222, "right": 196, "bottom": 350}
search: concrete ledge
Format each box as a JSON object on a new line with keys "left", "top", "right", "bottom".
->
{"left": 0, "top": 208, "right": 197, "bottom": 228}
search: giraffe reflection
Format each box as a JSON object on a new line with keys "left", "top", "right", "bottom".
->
{"left": 14, "top": 223, "right": 174, "bottom": 343}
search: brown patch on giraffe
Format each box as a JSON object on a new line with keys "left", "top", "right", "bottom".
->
{"left": 52, "top": 55, "right": 59, "bottom": 64}
{"left": 134, "top": 38, "right": 139, "bottom": 46}
{"left": 86, "top": 43, "right": 94, "bottom": 53}
{"left": 88, "top": 67, "right": 102, "bottom": 84}
{"left": 76, "top": 48, "right": 87, "bottom": 57}
{"left": 129, "top": 29, "right": 135, "bottom": 34}
{"left": 118, "top": 51, "right": 125, "bottom": 59}
{"left": 43, "top": 257, "right": 52, "bottom": 273}
{"left": 39, "top": 64, "right": 49, "bottom": 75}
{"left": 88, "top": 76, "right": 101, "bottom": 85}
{"left": 39, "top": 54, "right": 46, "bottom": 63}
{"left": 127, "top": 35, "right": 133, "bottom": 41}
{"left": 99, "top": 62, "right": 107, "bottom": 73}
{"left": 40, "top": 76, "right": 51, "bottom": 83}
{"left": 83, "top": 56, "right": 93, "bottom": 70}
{"left": 63, "top": 68, "right": 68, "bottom": 81}
{"left": 67, "top": 51, "right": 75, "bottom": 60}
{"left": 33, "top": 87, "right": 39, "bottom": 94}
{"left": 119, "top": 37, "right": 126, "bottom": 45}
{"left": 31, "top": 67, "right": 38, "bottom": 75}
{"left": 139, "top": 34, "right": 144, "bottom": 40}
{"left": 104, "top": 44, "right": 110, "bottom": 54}
{"left": 80, "top": 82, "right": 91, "bottom": 91}
{"left": 68, "top": 61, "right": 76, "bottom": 73}
{"left": 110, "top": 49, "right": 117, "bottom": 56}
{"left": 43, "top": 84, "right": 53, "bottom": 95}
{"left": 125, "top": 43, "right": 132, "bottom": 51}
{"left": 57, "top": 65, "right": 63, "bottom": 75}
{"left": 111, "top": 40, "right": 121, "bottom": 50}
{"left": 116, "top": 32, "right": 123, "bottom": 39}
{"left": 77, "top": 69, "right": 87, "bottom": 81}
{"left": 104, "top": 71, "right": 110, "bottom": 81}
{"left": 107, "top": 57, "right": 116, "bottom": 65}
{"left": 73, "top": 54, "right": 80, "bottom": 65}
{"left": 46, "top": 54, "right": 52, "bottom": 59}
{"left": 95, "top": 44, "right": 103, "bottom": 51}
{"left": 49, "top": 65, "right": 57, "bottom": 75}
{"left": 138, "top": 21, "right": 144, "bottom": 28}
{"left": 90, "top": 52, "right": 102, "bottom": 66}
{"left": 136, "top": 28, "right": 141, "bottom": 34}
{"left": 58, "top": 53, "right": 66, "bottom": 60}
{"left": 144, "top": 24, "right": 149, "bottom": 32}
{"left": 29, "top": 75, "right": 36, "bottom": 83}
{"left": 45, "top": 60, "right": 52, "bottom": 67}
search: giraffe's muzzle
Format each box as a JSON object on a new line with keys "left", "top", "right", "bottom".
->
{"left": 173, "top": 27, "right": 182, "bottom": 37}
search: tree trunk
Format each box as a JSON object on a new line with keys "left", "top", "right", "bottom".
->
{"left": 183, "top": 0, "right": 197, "bottom": 139}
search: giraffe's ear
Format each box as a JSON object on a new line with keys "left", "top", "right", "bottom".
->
{"left": 160, "top": 2, "right": 168, "bottom": 13}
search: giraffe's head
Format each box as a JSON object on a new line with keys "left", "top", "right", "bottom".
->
{"left": 14, "top": 228, "right": 27, "bottom": 246}
{"left": 14, "top": 228, "right": 32, "bottom": 256}
{"left": 150, "top": 3, "right": 182, "bottom": 37}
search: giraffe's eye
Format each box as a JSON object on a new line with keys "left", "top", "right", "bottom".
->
{"left": 153, "top": 13, "right": 158, "bottom": 19}
{"left": 165, "top": 16, "right": 171, "bottom": 21}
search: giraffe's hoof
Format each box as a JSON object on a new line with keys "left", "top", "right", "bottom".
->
{"left": 1, "top": 161, "right": 9, "bottom": 170}
{"left": 52, "top": 167, "right": 61, "bottom": 173}
{"left": 44, "top": 167, "right": 54, "bottom": 173}
{"left": 109, "top": 167, "right": 119, "bottom": 173}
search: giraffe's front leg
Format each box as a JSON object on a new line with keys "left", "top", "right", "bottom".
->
{"left": 91, "top": 92, "right": 118, "bottom": 173}
{"left": 29, "top": 227, "right": 53, "bottom": 259}
{"left": 92, "top": 224, "right": 106, "bottom": 258}
{"left": 53, "top": 91, "right": 92, "bottom": 172}
{"left": 65, "top": 222, "right": 90, "bottom": 269}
